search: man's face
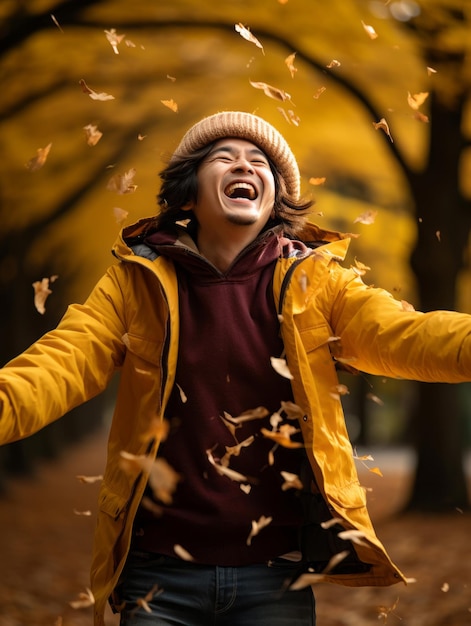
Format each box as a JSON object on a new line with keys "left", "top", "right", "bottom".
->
{"left": 189, "top": 138, "right": 276, "bottom": 237}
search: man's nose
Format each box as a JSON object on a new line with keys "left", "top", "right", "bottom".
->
{"left": 231, "top": 158, "right": 254, "bottom": 174}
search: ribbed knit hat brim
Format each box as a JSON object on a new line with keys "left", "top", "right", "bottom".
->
{"left": 170, "top": 111, "right": 300, "bottom": 200}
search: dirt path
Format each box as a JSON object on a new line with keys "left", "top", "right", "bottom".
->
{"left": 0, "top": 429, "right": 469, "bottom": 626}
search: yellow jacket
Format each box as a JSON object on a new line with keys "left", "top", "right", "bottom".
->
{"left": 1, "top": 219, "right": 471, "bottom": 625}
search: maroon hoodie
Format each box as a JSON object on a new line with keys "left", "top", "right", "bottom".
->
{"left": 131, "top": 226, "right": 310, "bottom": 565}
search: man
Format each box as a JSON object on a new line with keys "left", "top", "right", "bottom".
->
{"left": 1, "top": 111, "right": 471, "bottom": 626}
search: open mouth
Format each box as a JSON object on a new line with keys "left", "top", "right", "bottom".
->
{"left": 224, "top": 182, "right": 258, "bottom": 200}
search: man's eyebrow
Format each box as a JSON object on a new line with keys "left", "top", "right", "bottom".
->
{"left": 209, "top": 145, "right": 268, "bottom": 159}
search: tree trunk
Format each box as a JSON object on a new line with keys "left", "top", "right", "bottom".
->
{"left": 405, "top": 89, "right": 470, "bottom": 511}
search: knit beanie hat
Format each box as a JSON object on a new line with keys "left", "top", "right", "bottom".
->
{"left": 170, "top": 111, "right": 300, "bottom": 200}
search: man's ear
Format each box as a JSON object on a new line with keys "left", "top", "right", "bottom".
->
{"left": 181, "top": 199, "right": 195, "bottom": 212}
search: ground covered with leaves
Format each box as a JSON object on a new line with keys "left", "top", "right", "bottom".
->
{"left": 0, "top": 429, "right": 469, "bottom": 626}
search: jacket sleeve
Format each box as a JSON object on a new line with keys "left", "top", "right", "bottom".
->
{"left": 0, "top": 264, "right": 129, "bottom": 443}
{"left": 328, "top": 264, "right": 471, "bottom": 382}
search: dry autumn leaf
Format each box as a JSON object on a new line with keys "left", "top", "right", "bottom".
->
{"left": 136, "top": 584, "right": 162, "bottom": 613}
{"left": 285, "top": 52, "right": 297, "bottom": 78}
{"left": 104, "top": 28, "right": 126, "bottom": 54}
{"left": 407, "top": 91, "right": 429, "bottom": 111}
{"left": 249, "top": 80, "right": 293, "bottom": 103}
{"left": 73, "top": 509, "right": 92, "bottom": 516}
{"left": 107, "top": 168, "right": 137, "bottom": 194}
{"left": 313, "top": 86, "right": 326, "bottom": 99}
{"left": 69, "top": 587, "right": 95, "bottom": 609}
{"left": 354, "top": 209, "right": 377, "bottom": 225}
{"left": 373, "top": 118, "right": 393, "bottom": 142}
{"left": 32, "top": 275, "right": 58, "bottom": 314}
{"left": 277, "top": 107, "right": 300, "bottom": 126}
{"left": 270, "top": 356, "right": 294, "bottom": 379}
{"left": 280, "top": 471, "right": 303, "bottom": 491}
{"left": 79, "top": 79, "right": 115, "bottom": 101}
{"left": 174, "top": 544, "right": 195, "bottom": 561}
{"left": 309, "top": 177, "right": 326, "bottom": 186}
{"left": 260, "top": 425, "right": 304, "bottom": 449}
{"left": 361, "top": 20, "right": 378, "bottom": 39}
{"left": 120, "top": 451, "right": 181, "bottom": 505}
{"left": 113, "top": 207, "right": 129, "bottom": 224}
{"left": 161, "top": 99, "right": 178, "bottom": 113}
{"left": 326, "top": 59, "right": 341, "bottom": 69}
{"left": 206, "top": 449, "right": 251, "bottom": 483}
{"left": 235, "top": 23, "right": 264, "bottom": 54}
{"left": 83, "top": 124, "right": 102, "bottom": 146}
{"left": 25, "top": 142, "right": 52, "bottom": 171}
{"left": 76, "top": 474, "right": 103, "bottom": 484}
{"left": 246, "top": 515, "right": 272, "bottom": 545}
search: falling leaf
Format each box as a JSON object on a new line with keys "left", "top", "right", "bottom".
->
{"left": 280, "top": 471, "right": 303, "bottom": 491}
{"left": 175, "top": 218, "right": 191, "bottom": 228}
{"left": 326, "top": 59, "right": 341, "bottom": 69}
{"left": 25, "top": 142, "right": 52, "bottom": 171}
{"left": 136, "top": 584, "right": 162, "bottom": 613}
{"left": 260, "top": 425, "right": 304, "bottom": 449}
{"left": 83, "top": 124, "right": 103, "bottom": 146}
{"left": 277, "top": 108, "right": 300, "bottom": 126}
{"left": 436, "top": 230, "right": 441, "bottom": 242}
{"left": 361, "top": 20, "right": 378, "bottom": 39}
{"left": 32, "top": 275, "right": 58, "bottom": 314}
{"left": 206, "top": 449, "right": 252, "bottom": 483}
{"left": 139, "top": 418, "right": 170, "bottom": 445}
{"left": 240, "top": 484, "right": 252, "bottom": 494}
{"left": 313, "top": 86, "right": 326, "bottom": 99}
{"left": 407, "top": 91, "right": 429, "bottom": 111}
{"left": 138, "top": 133, "right": 147, "bottom": 140}
{"left": 321, "top": 517, "right": 343, "bottom": 530}
{"left": 366, "top": 392, "right": 385, "bottom": 405}
{"left": 309, "top": 177, "right": 326, "bottom": 186}
{"left": 176, "top": 383, "right": 187, "bottom": 403}
{"left": 104, "top": 28, "right": 126, "bottom": 54}
{"left": 161, "top": 99, "right": 178, "bottom": 112}
{"left": 354, "top": 209, "right": 377, "bottom": 225}
{"left": 107, "top": 168, "right": 137, "bottom": 194}
{"left": 373, "top": 118, "right": 393, "bottom": 142}
{"left": 441, "top": 582, "right": 450, "bottom": 592}
{"left": 235, "top": 23, "right": 265, "bottom": 54}
{"left": 330, "top": 384, "right": 350, "bottom": 400}
{"left": 79, "top": 79, "right": 115, "bottom": 101}
{"left": 368, "top": 466, "right": 383, "bottom": 477}
{"left": 76, "top": 474, "right": 103, "bottom": 484}
{"left": 113, "top": 207, "right": 129, "bottom": 224}
{"left": 249, "top": 80, "right": 293, "bottom": 103}
{"left": 280, "top": 400, "right": 305, "bottom": 420}
{"left": 377, "top": 597, "right": 400, "bottom": 624}
{"left": 174, "top": 544, "right": 195, "bottom": 561}
{"left": 221, "top": 436, "right": 255, "bottom": 467}
{"left": 414, "top": 111, "right": 429, "bottom": 123}
{"left": 69, "top": 587, "right": 95, "bottom": 609}
{"left": 427, "top": 66, "right": 437, "bottom": 76}
{"left": 73, "top": 509, "right": 92, "bottom": 516}
{"left": 337, "top": 529, "right": 369, "bottom": 547}
{"left": 270, "top": 356, "right": 294, "bottom": 379}
{"left": 50, "top": 14, "right": 64, "bottom": 33}
{"left": 285, "top": 52, "right": 297, "bottom": 78}
{"left": 246, "top": 515, "right": 272, "bottom": 545}
{"left": 167, "top": 74, "right": 177, "bottom": 82}
{"left": 120, "top": 451, "right": 181, "bottom": 505}
{"left": 351, "top": 258, "right": 371, "bottom": 277}
{"left": 289, "top": 551, "right": 350, "bottom": 589}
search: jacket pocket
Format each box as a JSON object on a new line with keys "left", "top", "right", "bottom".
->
{"left": 99, "top": 485, "right": 129, "bottom": 520}
{"left": 122, "top": 332, "right": 163, "bottom": 367}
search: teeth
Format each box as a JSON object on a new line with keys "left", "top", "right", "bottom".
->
{"left": 225, "top": 182, "right": 257, "bottom": 200}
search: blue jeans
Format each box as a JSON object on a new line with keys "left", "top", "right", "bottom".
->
{"left": 117, "top": 551, "right": 316, "bottom": 625}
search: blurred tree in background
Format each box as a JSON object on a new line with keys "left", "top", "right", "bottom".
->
{"left": 0, "top": 0, "right": 469, "bottom": 510}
